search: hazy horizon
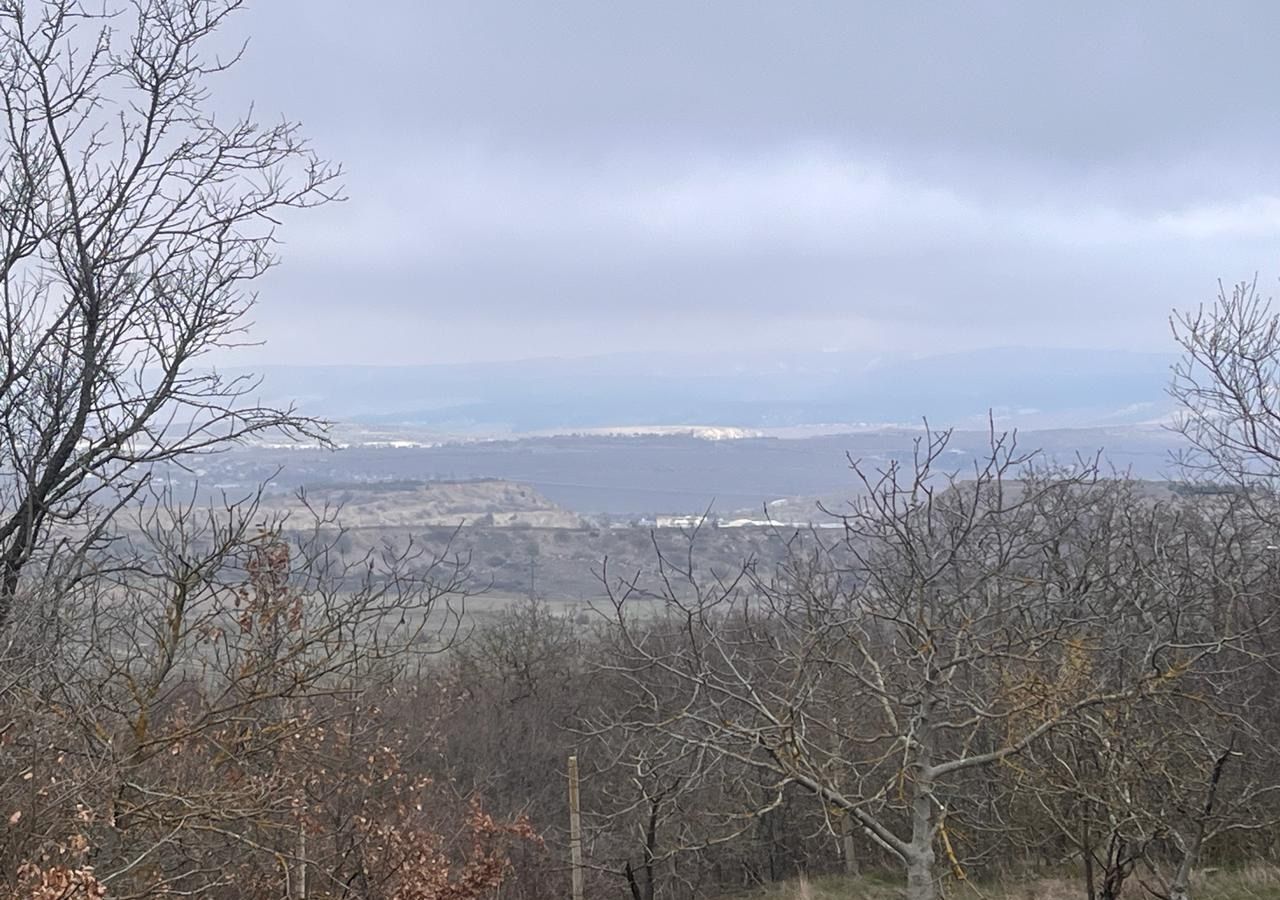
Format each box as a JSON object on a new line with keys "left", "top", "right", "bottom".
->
{"left": 219, "top": 345, "right": 1177, "bottom": 434}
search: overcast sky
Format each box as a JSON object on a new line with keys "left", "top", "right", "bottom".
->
{"left": 216, "top": 2, "right": 1280, "bottom": 366}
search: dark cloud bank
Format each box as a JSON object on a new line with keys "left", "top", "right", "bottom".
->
{"left": 209, "top": 2, "right": 1280, "bottom": 427}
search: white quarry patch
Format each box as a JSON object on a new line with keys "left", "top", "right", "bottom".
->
{"left": 546, "top": 425, "right": 765, "bottom": 440}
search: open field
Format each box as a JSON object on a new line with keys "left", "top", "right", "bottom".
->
{"left": 259, "top": 478, "right": 587, "bottom": 529}
{"left": 300, "top": 520, "right": 792, "bottom": 604}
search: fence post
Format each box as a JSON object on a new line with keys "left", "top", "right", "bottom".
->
{"left": 569, "top": 754, "right": 585, "bottom": 900}
{"left": 840, "top": 810, "right": 859, "bottom": 876}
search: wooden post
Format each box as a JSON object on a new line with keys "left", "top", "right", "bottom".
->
{"left": 297, "top": 814, "right": 308, "bottom": 899}
{"left": 568, "top": 754, "right": 585, "bottom": 900}
{"left": 840, "top": 811, "right": 859, "bottom": 877}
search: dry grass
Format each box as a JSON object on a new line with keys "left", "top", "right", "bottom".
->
{"left": 1197, "top": 863, "right": 1280, "bottom": 900}
{"left": 727, "top": 865, "right": 1280, "bottom": 900}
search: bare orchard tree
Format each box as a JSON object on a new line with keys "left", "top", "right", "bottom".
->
{"left": 1170, "top": 276, "right": 1280, "bottom": 490}
{"left": 593, "top": 428, "right": 1257, "bottom": 900}
{"left": 0, "top": 0, "right": 339, "bottom": 625}
{"left": 1011, "top": 490, "right": 1280, "bottom": 900}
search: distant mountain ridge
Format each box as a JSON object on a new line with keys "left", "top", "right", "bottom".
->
{"left": 223, "top": 346, "right": 1177, "bottom": 434}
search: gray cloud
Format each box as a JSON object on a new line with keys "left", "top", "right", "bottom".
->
{"left": 215, "top": 1, "right": 1280, "bottom": 365}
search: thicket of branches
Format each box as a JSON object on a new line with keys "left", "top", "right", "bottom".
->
{"left": 4, "top": 2, "right": 1280, "bottom": 900}
{"left": 0, "top": 2, "right": 537, "bottom": 897}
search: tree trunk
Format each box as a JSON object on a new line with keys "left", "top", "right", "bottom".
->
{"left": 1169, "top": 842, "right": 1198, "bottom": 900}
{"left": 1168, "top": 838, "right": 1199, "bottom": 900}
{"left": 906, "top": 698, "right": 939, "bottom": 900}
{"left": 1169, "top": 742, "right": 1234, "bottom": 900}
{"left": 906, "top": 852, "right": 937, "bottom": 900}
{"left": 1081, "top": 817, "right": 1096, "bottom": 900}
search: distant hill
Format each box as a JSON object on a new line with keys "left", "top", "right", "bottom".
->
{"left": 220, "top": 346, "right": 1177, "bottom": 435}
{"left": 737, "top": 478, "right": 1195, "bottom": 523}
{"left": 258, "top": 479, "right": 585, "bottom": 529}
{"left": 186, "top": 425, "right": 1187, "bottom": 517}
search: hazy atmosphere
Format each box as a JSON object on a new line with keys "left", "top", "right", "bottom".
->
{"left": 7, "top": 3, "right": 1280, "bottom": 900}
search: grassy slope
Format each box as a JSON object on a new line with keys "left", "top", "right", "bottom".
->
{"left": 728, "top": 866, "right": 1280, "bottom": 900}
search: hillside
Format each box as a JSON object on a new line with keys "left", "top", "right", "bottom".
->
{"left": 259, "top": 478, "right": 586, "bottom": 529}
{"left": 728, "top": 868, "right": 1280, "bottom": 900}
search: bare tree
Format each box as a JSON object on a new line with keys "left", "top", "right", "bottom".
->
{"left": 592, "top": 428, "right": 1259, "bottom": 900}
{"left": 1171, "top": 277, "right": 1280, "bottom": 492}
{"left": 0, "top": 0, "right": 340, "bottom": 626}
{"left": 1008, "top": 487, "right": 1280, "bottom": 900}
{"left": 0, "top": 481, "right": 499, "bottom": 897}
